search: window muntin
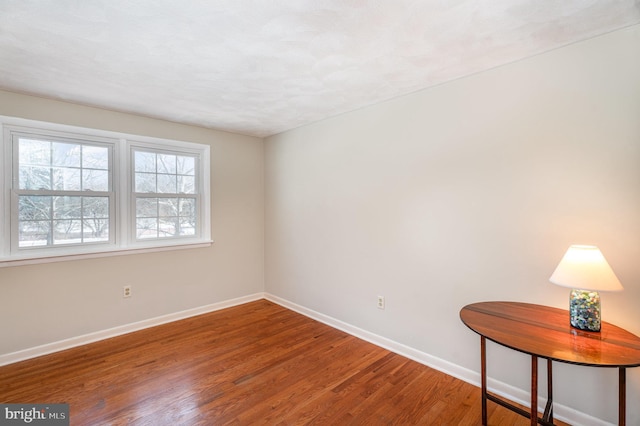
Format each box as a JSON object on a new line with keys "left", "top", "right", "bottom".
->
{"left": 13, "top": 134, "right": 113, "bottom": 249}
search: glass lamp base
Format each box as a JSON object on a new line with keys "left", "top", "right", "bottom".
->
{"left": 569, "top": 289, "right": 601, "bottom": 332}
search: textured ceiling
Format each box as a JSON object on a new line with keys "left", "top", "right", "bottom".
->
{"left": 1, "top": 1, "right": 639, "bottom": 138}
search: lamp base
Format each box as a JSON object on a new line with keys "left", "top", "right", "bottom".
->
{"left": 569, "top": 289, "right": 601, "bottom": 332}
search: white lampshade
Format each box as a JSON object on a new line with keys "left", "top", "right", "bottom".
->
{"left": 550, "top": 245, "right": 623, "bottom": 292}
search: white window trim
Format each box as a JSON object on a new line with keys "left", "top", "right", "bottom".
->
{"left": 128, "top": 141, "right": 203, "bottom": 244}
{"left": 0, "top": 115, "right": 212, "bottom": 268}
{"left": 9, "top": 129, "right": 117, "bottom": 253}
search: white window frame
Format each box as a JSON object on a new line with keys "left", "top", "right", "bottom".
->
{"left": 128, "top": 141, "right": 204, "bottom": 245}
{"left": 10, "top": 128, "right": 117, "bottom": 253}
{"left": 0, "top": 116, "right": 211, "bottom": 267}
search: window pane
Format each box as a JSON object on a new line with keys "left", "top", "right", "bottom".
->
{"left": 136, "top": 198, "right": 157, "bottom": 218}
{"left": 157, "top": 154, "right": 176, "bottom": 174}
{"left": 177, "top": 176, "right": 195, "bottom": 194}
{"left": 19, "top": 196, "right": 52, "bottom": 220}
{"left": 83, "top": 145, "right": 109, "bottom": 170}
{"left": 52, "top": 167, "right": 81, "bottom": 191}
{"left": 52, "top": 142, "right": 80, "bottom": 167}
{"left": 83, "top": 169, "right": 109, "bottom": 191}
{"left": 135, "top": 172, "right": 156, "bottom": 193}
{"left": 135, "top": 151, "right": 156, "bottom": 172}
{"left": 136, "top": 218, "right": 158, "bottom": 239}
{"left": 53, "top": 196, "right": 82, "bottom": 219}
{"left": 19, "top": 139, "right": 50, "bottom": 166}
{"left": 179, "top": 218, "right": 196, "bottom": 236}
{"left": 177, "top": 156, "right": 195, "bottom": 175}
{"left": 53, "top": 220, "right": 82, "bottom": 245}
{"left": 19, "top": 166, "right": 51, "bottom": 190}
{"left": 158, "top": 198, "right": 178, "bottom": 217}
{"left": 179, "top": 198, "right": 196, "bottom": 236}
{"left": 83, "top": 197, "right": 109, "bottom": 218}
{"left": 83, "top": 219, "right": 109, "bottom": 242}
{"left": 159, "top": 218, "right": 177, "bottom": 237}
{"left": 19, "top": 221, "right": 51, "bottom": 247}
{"left": 179, "top": 198, "right": 195, "bottom": 217}
{"left": 157, "top": 174, "right": 177, "bottom": 193}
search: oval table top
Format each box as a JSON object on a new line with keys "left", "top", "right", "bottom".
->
{"left": 460, "top": 301, "right": 640, "bottom": 367}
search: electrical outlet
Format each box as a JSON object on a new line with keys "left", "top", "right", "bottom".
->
{"left": 377, "top": 295, "right": 385, "bottom": 310}
{"left": 123, "top": 285, "right": 132, "bottom": 298}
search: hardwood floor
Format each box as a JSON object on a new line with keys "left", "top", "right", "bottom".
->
{"left": 0, "top": 300, "right": 569, "bottom": 425}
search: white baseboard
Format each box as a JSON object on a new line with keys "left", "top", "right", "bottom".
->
{"left": 264, "top": 293, "right": 613, "bottom": 426}
{"left": 0, "top": 292, "right": 265, "bottom": 367}
{"left": 0, "top": 292, "right": 613, "bottom": 426}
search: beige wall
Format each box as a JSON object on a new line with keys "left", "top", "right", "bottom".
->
{"left": 0, "top": 90, "right": 265, "bottom": 354}
{"left": 2, "top": 23, "right": 639, "bottom": 425}
{"left": 265, "top": 25, "right": 640, "bottom": 424}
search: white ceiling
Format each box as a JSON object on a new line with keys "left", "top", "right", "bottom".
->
{"left": 1, "top": 1, "right": 639, "bottom": 138}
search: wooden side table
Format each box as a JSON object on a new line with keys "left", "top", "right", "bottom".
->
{"left": 460, "top": 301, "right": 640, "bottom": 426}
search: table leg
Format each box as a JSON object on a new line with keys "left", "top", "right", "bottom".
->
{"left": 481, "top": 336, "right": 487, "bottom": 425}
{"left": 545, "top": 359, "right": 553, "bottom": 423}
{"left": 531, "top": 355, "right": 538, "bottom": 426}
{"left": 619, "top": 367, "right": 626, "bottom": 426}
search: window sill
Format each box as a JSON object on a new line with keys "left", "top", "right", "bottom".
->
{"left": 0, "top": 240, "right": 214, "bottom": 268}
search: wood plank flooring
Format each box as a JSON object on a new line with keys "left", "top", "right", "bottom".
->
{"left": 0, "top": 300, "right": 569, "bottom": 425}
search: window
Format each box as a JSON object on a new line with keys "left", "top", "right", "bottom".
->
{"left": 15, "top": 135, "right": 113, "bottom": 248}
{"left": 132, "top": 148, "right": 198, "bottom": 240}
{"left": 1, "top": 116, "right": 211, "bottom": 266}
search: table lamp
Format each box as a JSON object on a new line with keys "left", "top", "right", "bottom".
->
{"left": 549, "top": 245, "right": 623, "bottom": 332}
